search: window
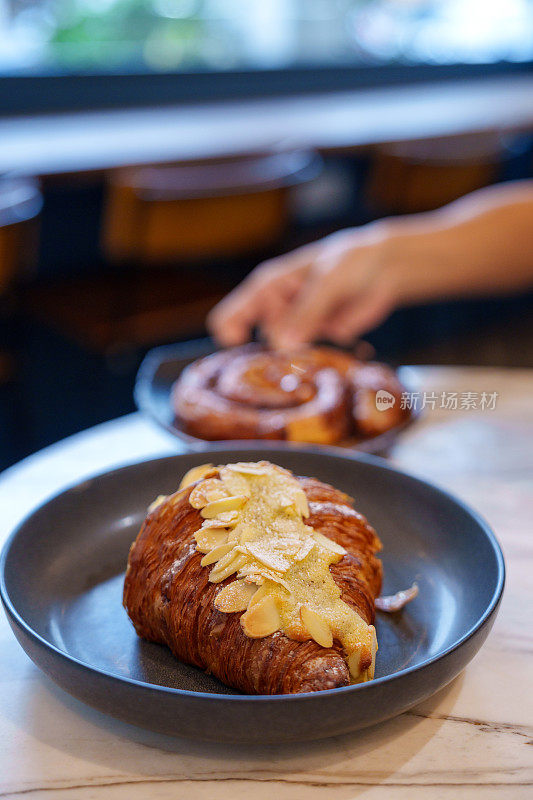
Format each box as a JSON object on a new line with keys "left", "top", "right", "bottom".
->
{"left": 2, "top": 0, "right": 533, "bottom": 75}
{"left": 1, "top": 1, "right": 532, "bottom": 114}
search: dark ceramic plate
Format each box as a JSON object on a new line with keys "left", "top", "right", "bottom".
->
{"left": 134, "top": 339, "right": 421, "bottom": 456}
{"left": 1, "top": 446, "right": 504, "bottom": 743}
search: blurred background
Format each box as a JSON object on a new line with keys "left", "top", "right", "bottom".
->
{"left": 1, "top": 0, "right": 533, "bottom": 469}
{"left": 3, "top": 0, "right": 533, "bottom": 74}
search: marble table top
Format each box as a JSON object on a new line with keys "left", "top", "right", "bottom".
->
{"left": 0, "top": 366, "right": 531, "bottom": 799}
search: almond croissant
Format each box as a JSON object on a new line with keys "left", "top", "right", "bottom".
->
{"left": 123, "top": 467, "right": 382, "bottom": 694}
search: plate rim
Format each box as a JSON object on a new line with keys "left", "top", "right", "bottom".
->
{"left": 0, "top": 444, "right": 505, "bottom": 704}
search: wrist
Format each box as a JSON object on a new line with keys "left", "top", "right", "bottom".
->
{"left": 376, "top": 221, "right": 457, "bottom": 308}
{"left": 372, "top": 223, "right": 423, "bottom": 307}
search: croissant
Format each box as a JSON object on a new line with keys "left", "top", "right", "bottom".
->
{"left": 123, "top": 461, "right": 383, "bottom": 694}
{"left": 172, "top": 344, "right": 408, "bottom": 445}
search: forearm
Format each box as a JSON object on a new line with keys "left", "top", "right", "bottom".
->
{"left": 380, "top": 180, "right": 533, "bottom": 306}
{"left": 209, "top": 180, "right": 533, "bottom": 347}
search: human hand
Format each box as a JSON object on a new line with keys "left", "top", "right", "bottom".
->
{"left": 209, "top": 180, "right": 533, "bottom": 349}
{"left": 208, "top": 223, "right": 400, "bottom": 348}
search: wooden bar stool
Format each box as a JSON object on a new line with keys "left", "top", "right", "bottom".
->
{"left": 102, "top": 149, "right": 321, "bottom": 265}
{"left": 365, "top": 134, "right": 504, "bottom": 214}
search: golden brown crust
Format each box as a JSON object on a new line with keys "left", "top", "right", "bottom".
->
{"left": 123, "top": 474, "right": 382, "bottom": 695}
{"left": 172, "top": 344, "right": 408, "bottom": 444}
{"left": 349, "top": 362, "right": 409, "bottom": 438}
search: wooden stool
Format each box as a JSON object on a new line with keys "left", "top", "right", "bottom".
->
{"left": 102, "top": 150, "right": 320, "bottom": 264}
{"left": 365, "top": 134, "right": 503, "bottom": 214}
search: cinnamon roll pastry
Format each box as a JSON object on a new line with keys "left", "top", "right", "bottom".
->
{"left": 172, "top": 344, "right": 408, "bottom": 444}
{"left": 123, "top": 461, "right": 383, "bottom": 694}
{"left": 348, "top": 362, "right": 410, "bottom": 438}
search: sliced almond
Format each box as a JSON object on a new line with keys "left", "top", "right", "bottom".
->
{"left": 240, "top": 595, "right": 281, "bottom": 638}
{"left": 300, "top": 606, "right": 333, "bottom": 648}
{"left": 148, "top": 495, "right": 167, "bottom": 513}
{"left": 347, "top": 638, "right": 373, "bottom": 682}
{"left": 256, "top": 569, "right": 291, "bottom": 592}
{"left": 194, "top": 528, "right": 228, "bottom": 553}
{"left": 200, "top": 511, "right": 240, "bottom": 528}
{"left": 270, "top": 463, "right": 292, "bottom": 478}
{"left": 236, "top": 563, "right": 258, "bottom": 576}
{"left": 179, "top": 464, "right": 216, "bottom": 490}
{"left": 366, "top": 625, "right": 378, "bottom": 681}
{"left": 246, "top": 582, "right": 269, "bottom": 607}
{"left": 294, "top": 489, "right": 310, "bottom": 518}
{"left": 226, "top": 528, "right": 240, "bottom": 545}
{"left": 245, "top": 541, "right": 291, "bottom": 572}
{"left": 209, "top": 552, "right": 248, "bottom": 583}
{"left": 236, "top": 565, "right": 266, "bottom": 585}
{"left": 276, "top": 493, "right": 296, "bottom": 509}
{"left": 243, "top": 574, "right": 265, "bottom": 586}
{"left": 347, "top": 647, "right": 363, "bottom": 680}
{"left": 375, "top": 584, "right": 418, "bottom": 612}
{"left": 214, "top": 580, "right": 257, "bottom": 613}
{"left": 294, "top": 538, "right": 315, "bottom": 562}
{"left": 189, "top": 479, "right": 229, "bottom": 509}
{"left": 223, "top": 462, "right": 274, "bottom": 476}
{"left": 200, "top": 543, "right": 234, "bottom": 566}
{"left": 239, "top": 565, "right": 290, "bottom": 592}
{"left": 200, "top": 495, "right": 248, "bottom": 519}
{"left": 312, "top": 530, "right": 347, "bottom": 557}
{"left": 218, "top": 467, "right": 251, "bottom": 496}
{"left": 209, "top": 547, "right": 238, "bottom": 570}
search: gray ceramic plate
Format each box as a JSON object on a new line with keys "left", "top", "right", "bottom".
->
{"left": 1, "top": 445, "right": 504, "bottom": 743}
{"left": 134, "top": 339, "right": 421, "bottom": 456}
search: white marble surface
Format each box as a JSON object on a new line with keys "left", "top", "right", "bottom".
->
{"left": 0, "top": 367, "right": 532, "bottom": 799}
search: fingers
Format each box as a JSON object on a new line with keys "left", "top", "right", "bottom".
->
{"left": 208, "top": 230, "right": 395, "bottom": 349}
{"left": 207, "top": 247, "right": 314, "bottom": 346}
{"left": 260, "top": 273, "right": 302, "bottom": 335}
{"left": 268, "top": 252, "right": 345, "bottom": 348}
{"left": 207, "top": 282, "right": 265, "bottom": 346}
{"left": 267, "top": 233, "right": 396, "bottom": 347}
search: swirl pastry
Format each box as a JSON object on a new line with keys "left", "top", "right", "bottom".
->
{"left": 123, "top": 460, "right": 382, "bottom": 694}
{"left": 172, "top": 344, "right": 408, "bottom": 444}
